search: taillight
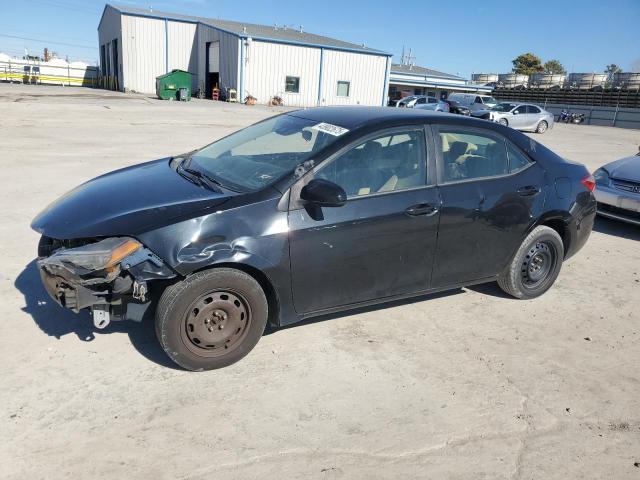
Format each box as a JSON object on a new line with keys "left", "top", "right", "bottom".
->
{"left": 581, "top": 174, "right": 596, "bottom": 192}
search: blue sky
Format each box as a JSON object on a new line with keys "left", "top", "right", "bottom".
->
{"left": 1, "top": 0, "right": 639, "bottom": 76}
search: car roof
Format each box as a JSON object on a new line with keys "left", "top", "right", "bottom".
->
{"left": 287, "top": 106, "right": 497, "bottom": 130}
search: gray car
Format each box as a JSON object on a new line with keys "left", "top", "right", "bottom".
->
{"left": 594, "top": 154, "right": 640, "bottom": 225}
{"left": 396, "top": 95, "right": 448, "bottom": 111}
{"left": 473, "top": 102, "right": 554, "bottom": 134}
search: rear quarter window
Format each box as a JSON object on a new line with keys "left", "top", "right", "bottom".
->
{"left": 507, "top": 143, "right": 532, "bottom": 173}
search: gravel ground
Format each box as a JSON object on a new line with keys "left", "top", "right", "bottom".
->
{"left": 1, "top": 84, "right": 639, "bottom": 479}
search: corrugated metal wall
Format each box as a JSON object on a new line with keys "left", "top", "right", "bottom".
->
{"left": 167, "top": 21, "right": 197, "bottom": 89}
{"left": 121, "top": 15, "right": 166, "bottom": 93}
{"left": 320, "top": 50, "right": 387, "bottom": 106}
{"left": 197, "top": 24, "right": 238, "bottom": 95}
{"left": 243, "top": 41, "right": 321, "bottom": 107}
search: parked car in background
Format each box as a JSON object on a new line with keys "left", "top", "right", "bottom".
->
{"left": 473, "top": 102, "right": 554, "bottom": 134}
{"left": 446, "top": 93, "right": 498, "bottom": 113}
{"left": 593, "top": 155, "right": 640, "bottom": 225}
{"left": 32, "top": 107, "right": 596, "bottom": 370}
{"left": 444, "top": 99, "right": 471, "bottom": 116}
{"left": 396, "top": 95, "right": 447, "bottom": 111}
{"left": 414, "top": 97, "right": 450, "bottom": 113}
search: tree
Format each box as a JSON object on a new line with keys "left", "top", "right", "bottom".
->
{"left": 543, "top": 59, "right": 566, "bottom": 74}
{"left": 605, "top": 64, "right": 622, "bottom": 73}
{"left": 512, "top": 53, "right": 544, "bottom": 75}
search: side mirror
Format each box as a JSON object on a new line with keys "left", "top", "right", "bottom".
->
{"left": 512, "top": 110, "right": 519, "bottom": 115}
{"left": 300, "top": 179, "right": 347, "bottom": 207}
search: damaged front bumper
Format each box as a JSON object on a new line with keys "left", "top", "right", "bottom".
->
{"left": 38, "top": 237, "right": 176, "bottom": 328}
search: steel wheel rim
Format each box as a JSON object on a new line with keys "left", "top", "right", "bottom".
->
{"left": 521, "top": 241, "right": 556, "bottom": 289}
{"left": 181, "top": 290, "right": 251, "bottom": 357}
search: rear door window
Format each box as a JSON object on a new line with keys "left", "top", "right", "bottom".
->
{"left": 527, "top": 105, "right": 541, "bottom": 114}
{"left": 438, "top": 129, "right": 509, "bottom": 182}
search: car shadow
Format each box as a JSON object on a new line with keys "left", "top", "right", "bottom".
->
{"left": 464, "top": 281, "right": 513, "bottom": 299}
{"left": 264, "top": 288, "right": 465, "bottom": 335}
{"left": 593, "top": 216, "right": 640, "bottom": 241}
{"left": 15, "top": 260, "right": 180, "bottom": 369}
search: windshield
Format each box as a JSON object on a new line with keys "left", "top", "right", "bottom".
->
{"left": 481, "top": 96, "right": 498, "bottom": 106}
{"left": 188, "top": 114, "right": 341, "bottom": 191}
{"left": 399, "top": 96, "right": 416, "bottom": 103}
{"left": 492, "top": 102, "right": 517, "bottom": 112}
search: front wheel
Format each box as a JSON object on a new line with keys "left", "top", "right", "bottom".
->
{"left": 498, "top": 118, "right": 509, "bottom": 126}
{"left": 536, "top": 120, "right": 548, "bottom": 133}
{"left": 155, "top": 268, "right": 268, "bottom": 371}
{"left": 498, "top": 226, "right": 564, "bottom": 299}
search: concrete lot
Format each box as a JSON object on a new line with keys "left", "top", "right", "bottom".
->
{"left": 1, "top": 84, "right": 639, "bottom": 479}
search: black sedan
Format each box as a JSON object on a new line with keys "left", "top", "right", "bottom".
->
{"left": 445, "top": 99, "right": 471, "bottom": 115}
{"left": 32, "top": 107, "right": 596, "bottom": 371}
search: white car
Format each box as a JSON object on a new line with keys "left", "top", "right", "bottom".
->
{"left": 473, "top": 102, "right": 554, "bottom": 134}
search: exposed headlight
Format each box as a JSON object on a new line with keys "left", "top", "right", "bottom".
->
{"left": 46, "top": 237, "right": 141, "bottom": 271}
{"left": 593, "top": 168, "right": 610, "bottom": 186}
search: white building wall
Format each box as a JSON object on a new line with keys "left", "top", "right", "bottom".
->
{"left": 120, "top": 15, "right": 166, "bottom": 93}
{"left": 242, "top": 40, "right": 320, "bottom": 107}
{"left": 197, "top": 24, "right": 238, "bottom": 94}
{"left": 167, "top": 20, "right": 197, "bottom": 89}
{"left": 320, "top": 50, "right": 387, "bottom": 106}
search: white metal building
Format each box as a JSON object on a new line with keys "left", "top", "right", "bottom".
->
{"left": 388, "top": 64, "right": 493, "bottom": 103}
{"left": 98, "top": 4, "right": 392, "bottom": 107}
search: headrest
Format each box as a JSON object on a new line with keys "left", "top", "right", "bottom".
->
{"left": 449, "top": 141, "right": 469, "bottom": 159}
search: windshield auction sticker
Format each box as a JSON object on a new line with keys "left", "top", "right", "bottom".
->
{"left": 312, "top": 122, "right": 349, "bottom": 136}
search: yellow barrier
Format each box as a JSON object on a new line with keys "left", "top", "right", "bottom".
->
{"left": 0, "top": 72, "right": 97, "bottom": 85}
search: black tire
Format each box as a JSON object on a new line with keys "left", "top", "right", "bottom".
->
{"left": 536, "top": 120, "right": 548, "bottom": 134}
{"left": 497, "top": 226, "right": 564, "bottom": 299}
{"left": 498, "top": 118, "right": 509, "bottom": 126}
{"left": 155, "top": 268, "right": 268, "bottom": 371}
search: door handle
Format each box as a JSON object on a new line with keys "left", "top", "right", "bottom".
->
{"left": 517, "top": 185, "right": 540, "bottom": 196}
{"left": 405, "top": 203, "right": 439, "bottom": 217}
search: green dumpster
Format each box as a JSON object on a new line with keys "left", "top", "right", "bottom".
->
{"left": 156, "top": 69, "right": 192, "bottom": 101}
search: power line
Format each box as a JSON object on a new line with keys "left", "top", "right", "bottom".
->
{"left": 0, "top": 33, "right": 97, "bottom": 50}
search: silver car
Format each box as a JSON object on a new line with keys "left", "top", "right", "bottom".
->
{"left": 473, "top": 102, "right": 554, "bottom": 134}
{"left": 396, "top": 95, "right": 448, "bottom": 111}
{"left": 594, "top": 154, "right": 640, "bottom": 225}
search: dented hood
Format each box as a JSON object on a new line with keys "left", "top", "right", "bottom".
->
{"left": 31, "top": 158, "right": 231, "bottom": 239}
{"left": 604, "top": 155, "right": 640, "bottom": 182}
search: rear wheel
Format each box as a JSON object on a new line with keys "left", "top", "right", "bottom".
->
{"left": 498, "top": 226, "right": 564, "bottom": 299}
{"left": 536, "top": 120, "right": 548, "bottom": 133}
{"left": 155, "top": 268, "right": 268, "bottom": 371}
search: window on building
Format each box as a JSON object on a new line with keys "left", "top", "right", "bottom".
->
{"left": 285, "top": 76, "right": 300, "bottom": 93}
{"left": 439, "top": 130, "right": 509, "bottom": 182}
{"left": 315, "top": 129, "right": 427, "bottom": 197}
{"left": 336, "top": 81, "right": 350, "bottom": 97}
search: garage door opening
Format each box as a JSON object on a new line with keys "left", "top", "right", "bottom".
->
{"left": 206, "top": 41, "right": 220, "bottom": 99}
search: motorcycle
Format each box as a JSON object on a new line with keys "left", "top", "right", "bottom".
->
{"left": 558, "top": 110, "right": 585, "bottom": 124}
{"left": 558, "top": 109, "right": 569, "bottom": 123}
{"left": 568, "top": 112, "right": 585, "bottom": 124}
